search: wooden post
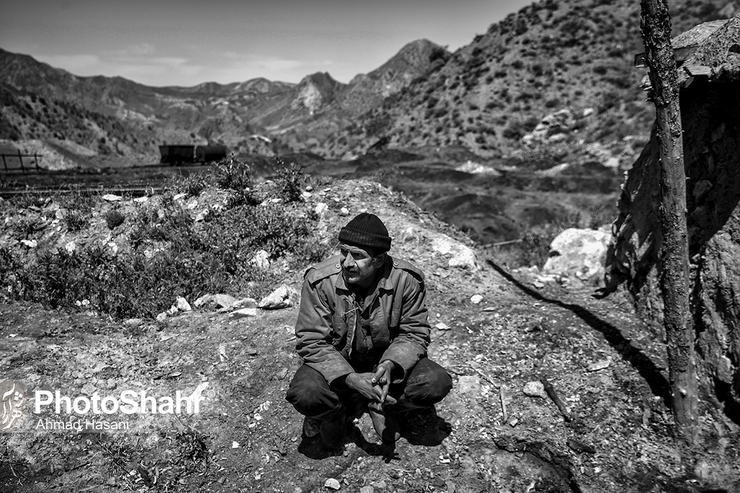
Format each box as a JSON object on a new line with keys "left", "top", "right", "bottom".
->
{"left": 18, "top": 150, "right": 24, "bottom": 172}
{"left": 2, "top": 154, "right": 6, "bottom": 172}
{"left": 640, "top": 0, "right": 698, "bottom": 442}
{"left": 34, "top": 153, "right": 40, "bottom": 170}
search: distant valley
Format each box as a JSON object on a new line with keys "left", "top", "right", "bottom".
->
{"left": 0, "top": 0, "right": 735, "bottom": 248}
{"left": 1, "top": 0, "right": 733, "bottom": 169}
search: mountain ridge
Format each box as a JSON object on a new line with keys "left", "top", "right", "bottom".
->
{"left": 0, "top": 0, "right": 735, "bottom": 167}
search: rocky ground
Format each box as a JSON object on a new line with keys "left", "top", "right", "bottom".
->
{"left": 1, "top": 179, "right": 739, "bottom": 492}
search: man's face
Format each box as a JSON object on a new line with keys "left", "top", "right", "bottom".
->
{"left": 339, "top": 244, "right": 382, "bottom": 289}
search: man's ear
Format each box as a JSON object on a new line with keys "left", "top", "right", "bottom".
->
{"left": 375, "top": 253, "right": 387, "bottom": 264}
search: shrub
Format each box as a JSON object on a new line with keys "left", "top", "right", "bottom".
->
{"left": 593, "top": 65, "right": 609, "bottom": 75}
{"left": 65, "top": 210, "right": 90, "bottom": 232}
{"left": 214, "top": 156, "right": 253, "bottom": 192}
{"left": 275, "top": 159, "right": 305, "bottom": 203}
{"left": 105, "top": 209, "right": 125, "bottom": 230}
{"left": 545, "top": 97, "right": 561, "bottom": 108}
{"left": 2, "top": 188, "right": 331, "bottom": 318}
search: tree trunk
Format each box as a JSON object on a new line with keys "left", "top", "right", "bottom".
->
{"left": 639, "top": 0, "right": 698, "bottom": 442}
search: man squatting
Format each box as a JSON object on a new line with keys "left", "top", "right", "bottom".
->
{"left": 286, "top": 212, "right": 452, "bottom": 452}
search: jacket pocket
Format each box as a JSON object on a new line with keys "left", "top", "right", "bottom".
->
{"left": 389, "top": 305, "right": 401, "bottom": 333}
{"left": 330, "top": 315, "right": 349, "bottom": 348}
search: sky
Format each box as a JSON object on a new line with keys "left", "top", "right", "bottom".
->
{"left": 1, "top": 0, "right": 534, "bottom": 88}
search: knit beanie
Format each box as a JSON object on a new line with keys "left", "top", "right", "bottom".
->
{"left": 338, "top": 213, "right": 392, "bottom": 253}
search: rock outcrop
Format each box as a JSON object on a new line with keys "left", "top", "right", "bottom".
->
{"left": 605, "top": 18, "right": 740, "bottom": 421}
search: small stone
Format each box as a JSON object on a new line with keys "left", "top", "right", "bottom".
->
{"left": 175, "top": 296, "right": 192, "bottom": 312}
{"left": 173, "top": 193, "right": 187, "bottom": 201}
{"left": 21, "top": 239, "right": 37, "bottom": 248}
{"left": 251, "top": 250, "right": 270, "bottom": 269}
{"left": 314, "top": 202, "right": 329, "bottom": 216}
{"left": 124, "top": 318, "right": 143, "bottom": 328}
{"left": 470, "top": 294, "right": 483, "bottom": 304}
{"left": 102, "top": 194, "right": 122, "bottom": 202}
{"left": 156, "top": 312, "right": 167, "bottom": 322}
{"left": 232, "top": 441, "right": 240, "bottom": 449}
{"left": 258, "top": 285, "right": 298, "bottom": 310}
{"left": 457, "top": 375, "right": 481, "bottom": 394}
{"left": 231, "top": 308, "right": 258, "bottom": 318}
{"left": 232, "top": 297, "right": 257, "bottom": 309}
{"left": 435, "top": 322, "right": 450, "bottom": 331}
{"left": 339, "top": 207, "right": 349, "bottom": 216}
{"left": 324, "top": 478, "right": 341, "bottom": 490}
{"left": 587, "top": 359, "right": 611, "bottom": 372}
{"left": 523, "top": 381, "right": 547, "bottom": 398}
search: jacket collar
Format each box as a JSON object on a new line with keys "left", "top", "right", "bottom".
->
{"left": 335, "top": 255, "right": 394, "bottom": 294}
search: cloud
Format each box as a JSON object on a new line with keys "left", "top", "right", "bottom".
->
{"left": 31, "top": 48, "right": 339, "bottom": 86}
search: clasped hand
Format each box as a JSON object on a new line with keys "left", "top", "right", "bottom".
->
{"left": 345, "top": 362, "right": 396, "bottom": 405}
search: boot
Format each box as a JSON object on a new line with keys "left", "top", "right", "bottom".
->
{"left": 367, "top": 402, "right": 400, "bottom": 444}
{"left": 319, "top": 407, "right": 347, "bottom": 452}
{"left": 302, "top": 416, "right": 321, "bottom": 438}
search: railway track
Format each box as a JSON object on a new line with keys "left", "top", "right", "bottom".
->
{"left": 0, "top": 163, "right": 210, "bottom": 199}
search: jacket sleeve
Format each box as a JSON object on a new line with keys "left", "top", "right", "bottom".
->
{"left": 294, "top": 277, "right": 355, "bottom": 385}
{"left": 380, "top": 272, "right": 431, "bottom": 382}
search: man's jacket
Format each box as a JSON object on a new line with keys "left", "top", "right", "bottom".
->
{"left": 295, "top": 255, "right": 431, "bottom": 385}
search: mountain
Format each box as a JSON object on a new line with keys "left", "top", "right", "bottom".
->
{"left": 314, "top": 0, "right": 737, "bottom": 163}
{"left": 0, "top": 0, "right": 736, "bottom": 168}
{"left": 0, "top": 38, "right": 448, "bottom": 167}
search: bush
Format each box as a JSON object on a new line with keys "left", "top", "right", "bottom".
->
{"left": 1, "top": 168, "right": 332, "bottom": 319}
{"left": 65, "top": 210, "right": 90, "bottom": 232}
{"left": 276, "top": 159, "right": 305, "bottom": 203}
{"left": 105, "top": 209, "right": 125, "bottom": 230}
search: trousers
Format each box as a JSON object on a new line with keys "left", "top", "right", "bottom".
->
{"left": 285, "top": 357, "right": 452, "bottom": 420}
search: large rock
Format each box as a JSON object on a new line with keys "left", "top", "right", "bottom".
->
{"left": 431, "top": 237, "right": 479, "bottom": 271}
{"left": 542, "top": 228, "right": 610, "bottom": 285}
{"left": 523, "top": 109, "right": 575, "bottom": 144}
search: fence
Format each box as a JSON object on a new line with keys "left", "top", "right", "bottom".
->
{"left": 1, "top": 152, "right": 43, "bottom": 172}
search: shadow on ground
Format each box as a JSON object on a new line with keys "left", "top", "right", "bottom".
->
{"left": 297, "top": 406, "right": 452, "bottom": 463}
{"left": 486, "top": 258, "right": 671, "bottom": 403}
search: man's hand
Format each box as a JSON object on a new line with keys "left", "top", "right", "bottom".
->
{"left": 371, "top": 361, "right": 396, "bottom": 405}
{"left": 345, "top": 372, "right": 383, "bottom": 402}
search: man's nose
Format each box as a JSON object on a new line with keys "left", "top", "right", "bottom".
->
{"left": 341, "top": 253, "right": 355, "bottom": 268}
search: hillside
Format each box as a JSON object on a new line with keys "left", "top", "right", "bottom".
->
{"left": 0, "top": 38, "right": 447, "bottom": 167}
{"left": 0, "top": 168, "right": 738, "bottom": 492}
{"left": 2, "top": 0, "right": 735, "bottom": 168}
{"left": 312, "top": 0, "right": 735, "bottom": 163}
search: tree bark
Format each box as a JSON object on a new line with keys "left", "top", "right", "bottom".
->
{"left": 639, "top": 0, "right": 698, "bottom": 442}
